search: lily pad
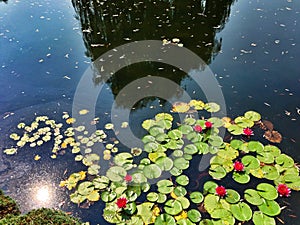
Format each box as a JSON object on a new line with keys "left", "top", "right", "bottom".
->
{"left": 204, "top": 194, "right": 220, "bottom": 214}
{"left": 174, "top": 158, "right": 189, "bottom": 170}
{"left": 258, "top": 200, "right": 281, "bottom": 216}
{"left": 248, "top": 141, "right": 264, "bottom": 152}
{"left": 252, "top": 211, "right": 276, "bottom": 225}
{"left": 190, "top": 191, "right": 204, "bottom": 204}
{"left": 233, "top": 172, "right": 250, "bottom": 184}
{"left": 177, "top": 196, "right": 190, "bottom": 209}
{"left": 106, "top": 166, "right": 127, "bottom": 182}
{"left": 164, "top": 199, "right": 183, "bottom": 215}
{"left": 157, "top": 179, "right": 174, "bottom": 194}
{"left": 155, "top": 214, "right": 176, "bottom": 225}
{"left": 261, "top": 165, "right": 279, "bottom": 180}
{"left": 230, "top": 202, "right": 252, "bottom": 221}
{"left": 172, "top": 102, "right": 190, "bottom": 113}
{"left": 176, "top": 175, "right": 189, "bottom": 186}
{"left": 173, "top": 186, "right": 187, "bottom": 197}
{"left": 184, "top": 144, "right": 198, "bottom": 155}
{"left": 168, "top": 129, "right": 183, "bottom": 140}
{"left": 187, "top": 209, "right": 201, "bottom": 223}
{"left": 225, "top": 189, "right": 240, "bottom": 204}
{"left": 244, "top": 189, "right": 264, "bottom": 206}
{"left": 209, "top": 165, "right": 227, "bottom": 179}
{"left": 155, "top": 156, "right": 173, "bottom": 171}
{"left": 147, "top": 192, "right": 158, "bottom": 202}
{"left": 203, "top": 181, "right": 218, "bottom": 195}
{"left": 275, "top": 154, "right": 294, "bottom": 168}
{"left": 143, "top": 164, "right": 162, "bottom": 179}
{"left": 256, "top": 183, "right": 278, "bottom": 200}
{"left": 204, "top": 102, "right": 220, "bottom": 112}
{"left": 234, "top": 116, "right": 254, "bottom": 128}
{"left": 244, "top": 111, "right": 261, "bottom": 122}
{"left": 242, "top": 155, "right": 260, "bottom": 170}
{"left": 210, "top": 208, "right": 231, "bottom": 219}
{"left": 77, "top": 181, "right": 94, "bottom": 196}
{"left": 227, "top": 124, "right": 243, "bottom": 135}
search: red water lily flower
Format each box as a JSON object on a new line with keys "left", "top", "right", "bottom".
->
{"left": 233, "top": 161, "right": 244, "bottom": 172}
{"left": 243, "top": 127, "right": 253, "bottom": 136}
{"left": 116, "top": 197, "right": 128, "bottom": 208}
{"left": 205, "top": 121, "right": 213, "bottom": 129}
{"left": 215, "top": 186, "right": 227, "bottom": 197}
{"left": 124, "top": 174, "right": 132, "bottom": 182}
{"left": 277, "top": 184, "right": 291, "bottom": 197}
{"left": 194, "top": 125, "right": 202, "bottom": 132}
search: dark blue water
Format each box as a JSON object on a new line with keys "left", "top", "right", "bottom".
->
{"left": 0, "top": 0, "right": 300, "bottom": 224}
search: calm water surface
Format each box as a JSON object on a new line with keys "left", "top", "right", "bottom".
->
{"left": 0, "top": 0, "right": 299, "bottom": 224}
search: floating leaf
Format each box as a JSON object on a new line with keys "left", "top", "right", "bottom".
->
{"left": 70, "top": 192, "right": 86, "bottom": 204}
{"left": 227, "top": 124, "right": 243, "bottom": 135}
{"left": 256, "top": 183, "right": 278, "bottom": 200}
{"left": 147, "top": 192, "right": 158, "bottom": 202}
{"left": 155, "top": 157, "right": 173, "bottom": 171}
{"left": 77, "top": 181, "right": 94, "bottom": 196}
{"left": 131, "top": 147, "right": 142, "bottom": 156}
{"left": 264, "top": 130, "right": 282, "bottom": 143}
{"left": 203, "top": 181, "right": 218, "bottom": 195}
{"left": 157, "top": 180, "right": 174, "bottom": 194}
{"left": 252, "top": 211, "right": 276, "bottom": 225}
{"left": 261, "top": 165, "right": 279, "bottom": 180}
{"left": 242, "top": 155, "right": 260, "bottom": 170}
{"left": 79, "top": 109, "right": 89, "bottom": 115}
{"left": 233, "top": 172, "right": 250, "bottom": 184}
{"left": 164, "top": 199, "right": 183, "bottom": 215}
{"left": 155, "top": 113, "right": 173, "bottom": 121}
{"left": 190, "top": 192, "right": 204, "bottom": 204}
{"left": 106, "top": 166, "right": 127, "bottom": 182}
{"left": 173, "top": 186, "right": 187, "bottom": 197}
{"left": 189, "top": 100, "right": 205, "bottom": 110}
{"left": 105, "top": 123, "right": 114, "bottom": 130}
{"left": 204, "top": 102, "right": 220, "bottom": 112}
{"left": 93, "top": 176, "right": 110, "bottom": 189}
{"left": 87, "top": 190, "right": 100, "bottom": 201}
{"left": 34, "top": 155, "right": 41, "bottom": 161}
{"left": 210, "top": 208, "right": 231, "bottom": 219}
{"left": 174, "top": 158, "right": 189, "bottom": 170}
{"left": 204, "top": 194, "right": 220, "bottom": 214}
{"left": 168, "top": 129, "right": 183, "bottom": 140}
{"left": 275, "top": 154, "right": 294, "bottom": 168}
{"left": 177, "top": 196, "right": 190, "bottom": 209}
{"left": 258, "top": 200, "right": 281, "bottom": 216}
{"left": 230, "top": 202, "right": 252, "bottom": 221}
{"left": 155, "top": 214, "right": 176, "bottom": 225}
{"left": 172, "top": 102, "right": 190, "bottom": 113}
{"left": 176, "top": 175, "right": 189, "bottom": 186}
{"left": 157, "top": 193, "right": 167, "bottom": 203}
{"left": 225, "top": 189, "right": 240, "bottom": 204}
{"left": 244, "top": 111, "right": 261, "bottom": 122}
{"left": 114, "top": 152, "right": 133, "bottom": 166}
{"left": 209, "top": 165, "right": 227, "bottom": 179}
{"left": 244, "top": 189, "right": 264, "bottom": 206}
{"left": 4, "top": 148, "right": 17, "bottom": 155}
{"left": 143, "top": 164, "right": 162, "bottom": 179}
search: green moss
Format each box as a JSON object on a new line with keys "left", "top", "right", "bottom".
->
{"left": 0, "top": 208, "right": 81, "bottom": 225}
{"left": 0, "top": 190, "right": 20, "bottom": 219}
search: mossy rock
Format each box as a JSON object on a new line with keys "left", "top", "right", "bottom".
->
{"left": 0, "top": 190, "right": 20, "bottom": 219}
{"left": 0, "top": 208, "right": 81, "bottom": 225}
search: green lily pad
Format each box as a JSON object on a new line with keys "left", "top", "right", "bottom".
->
{"left": 258, "top": 200, "right": 281, "bottom": 216}
{"left": 190, "top": 191, "right": 204, "bottom": 204}
{"left": 178, "top": 124, "right": 193, "bottom": 134}
{"left": 203, "top": 181, "right": 218, "bottom": 195}
{"left": 257, "top": 152, "right": 275, "bottom": 164}
{"left": 88, "top": 164, "right": 100, "bottom": 175}
{"left": 256, "top": 183, "right": 278, "bottom": 200}
{"left": 149, "top": 126, "right": 165, "bottom": 137}
{"left": 142, "top": 119, "right": 156, "bottom": 130}
{"left": 261, "top": 165, "right": 280, "bottom": 180}
{"left": 137, "top": 202, "right": 154, "bottom": 224}
{"left": 70, "top": 192, "right": 86, "bottom": 204}
{"left": 168, "top": 129, "right": 183, "bottom": 139}
{"left": 233, "top": 172, "right": 250, "bottom": 184}
{"left": 106, "top": 166, "right": 127, "bottom": 182}
{"left": 244, "top": 189, "right": 264, "bottom": 206}
{"left": 174, "top": 186, "right": 187, "bottom": 197}
{"left": 252, "top": 211, "right": 276, "bottom": 225}
{"left": 184, "top": 117, "right": 196, "bottom": 125}
{"left": 132, "top": 172, "right": 147, "bottom": 184}
{"left": 170, "top": 166, "right": 183, "bottom": 176}
{"left": 209, "top": 165, "right": 227, "bottom": 179}
{"left": 3, "top": 148, "right": 18, "bottom": 155}
{"left": 114, "top": 152, "right": 133, "bottom": 166}
{"left": 147, "top": 192, "right": 158, "bottom": 202}
{"left": 204, "top": 194, "right": 220, "bottom": 214}
{"left": 87, "top": 190, "right": 100, "bottom": 202}
{"left": 157, "top": 179, "right": 174, "bottom": 194}
{"left": 174, "top": 158, "right": 189, "bottom": 170}
{"left": 177, "top": 196, "right": 190, "bottom": 209}
{"left": 204, "top": 102, "right": 220, "bottom": 112}
{"left": 244, "top": 111, "right": 261, "bottom": 122}
{"left": 225, "top": 189, "right": 240, "bottom": 204}
{"left": 208, "top": 135, "right": 224, "bottom": 147}
{"left": 155, "top": 156, "right": 173, "bottom": 171}
{"left": 234, "top": 116, "right": 254, "bottom": 128}
{"left": 149, "top": 152, "right": 166, "bottom": 162}
{"left": 143, "top": 164, "right": 162, "bottom": 179}
{"left": 208, "top": 117, "right": 224, "bottom": 127}
{"left": 195, "top": 142, "right": 209, "bottom": 154}
{"left": 144, "top": 142, "right": 159, "bottom": 153}
{"left": 187, "top": 209, "right": 201, "bottom": 223}
{"left": 157, "top": 193, "right": 167, "bottom": 203}
{"left": 230, "top": 139, "right": 243, "bottom": 149}
{"left": 248, "top": 141, "right": 264, "bottom": 152}
{"left": 101, "top": 191, "right": 117, "bottom": 202}
{"left": 155, "top": 113, "right": 173, "bottom": 121}
{"left": 172, "top": 150, "right": 184, "bottom": 158}
{"left": 155, "top": 214, "right": 176, "bottom": 225}
{"left": 210, "top": 208, "right": 231, "bottom": 219}
{"left": 242, "top": 155, "right": 260, "bottom": 170}
{"left": 276, "top": 154, "right": 294, "bottom": 168}
{"left": 142, "top": 135, "right": 156, "bottom": 144}
{"left": 227, "top": 124, "right": 243, "bottom": 135}
{"left": 264, "top": 145, "right": 281, "bottom": 157}
{"left": 184, "top": 144, "right": 198, "bottom": 155}
{"left": 93, "top": 176, "right": 110, "bottom": 189}
{"left": 200, "top": 219, "right": 214, "bottom": 225}
{"left": 77, "top": 181, "right": 94, "bottom": 196}
{"left": 164, "top": 199, "right": 183, "bottom": 215}
{"left": 230, "top": 202, "right": 252, "bottom": 221}
{"left": 176, "top": 175, "right": 189, "bottom": 186}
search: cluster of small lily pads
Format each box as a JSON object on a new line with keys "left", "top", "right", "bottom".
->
{"left": 3, "top": 100, "right": 300, "bottom": 225}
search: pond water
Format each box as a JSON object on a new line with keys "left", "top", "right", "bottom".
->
{"left": 0, "top": 0, "right": 299, "bottom": 224}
